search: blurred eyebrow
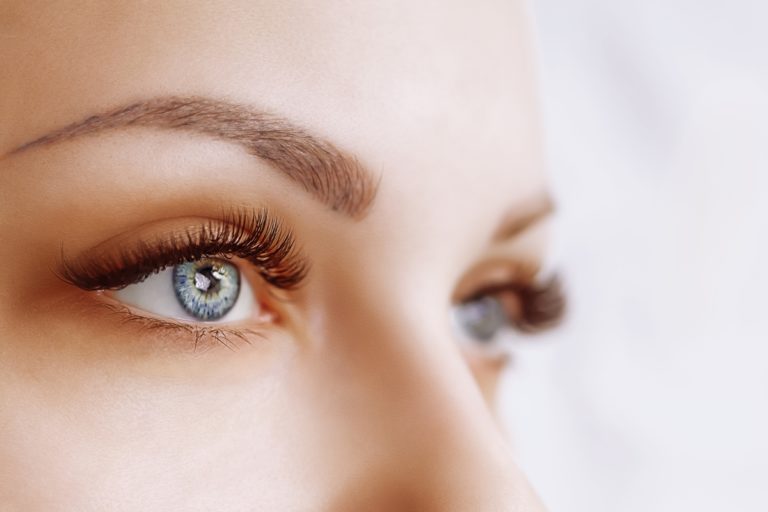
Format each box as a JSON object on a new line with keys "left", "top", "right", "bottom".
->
{"left": 9, "top": 96, "right": 377, "bottom": 218}
{"left": 494, "top": 194, "right": 555, "bottom": 242}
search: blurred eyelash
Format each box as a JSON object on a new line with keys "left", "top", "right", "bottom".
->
{"left": 58, "top": 208, "right": 308, "bottom": 292}
{"left": 469, "top": 274, "right": 566, "bottom": 333}
{"left": 515, "top": 275, "right": 566, "bottom": 332}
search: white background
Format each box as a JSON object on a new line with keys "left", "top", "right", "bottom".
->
{"left": 500, "top": 1, "right": 768, "bottom": 510}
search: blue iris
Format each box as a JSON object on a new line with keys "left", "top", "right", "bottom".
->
{"left": 172, "top": 258, "right": 241, "bottom": 321}
{"left": 454, "top": 295, "right": 507, "bottom": 342}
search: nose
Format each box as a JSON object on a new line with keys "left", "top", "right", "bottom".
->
{"left": 316, "top": 304, "right": 547, "bottom": 512}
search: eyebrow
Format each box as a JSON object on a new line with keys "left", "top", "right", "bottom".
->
{"left": 8, "top": 96, "right": 377, "bottom": 218}
{"left": 493, "top": 194, "right": 555, "bottom": 242}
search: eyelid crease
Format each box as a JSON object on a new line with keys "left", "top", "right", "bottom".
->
{"left": 57, "top": 208, "right": 309, "bottom": 293}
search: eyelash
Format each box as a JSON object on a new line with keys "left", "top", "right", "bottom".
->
{"left": 517, "top": 275, "right": 566, "bottom": 332}
{"left": 57, "top": 208, "right": 306, "bottom": 350}
{"left": 465, "top": 275, "right": 566, "bottom": 333}
{"left": 58, "top": 208, "right": 308, "bottom": 292}
{"left": 57, "top": 210, "right": 563, "bottom": 350}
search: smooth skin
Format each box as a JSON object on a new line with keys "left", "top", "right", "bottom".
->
{"left": 0, "top": 1, "right": 550, "bottom": 510}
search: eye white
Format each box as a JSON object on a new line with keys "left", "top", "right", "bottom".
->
{"left": 113, "top": 266, "right": 256, "bottom": 323}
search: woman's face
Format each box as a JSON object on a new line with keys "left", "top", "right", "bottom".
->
{"left": 0, "top": 1, "right": 557, "bottom": 510}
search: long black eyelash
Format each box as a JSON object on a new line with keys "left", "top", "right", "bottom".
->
{"left": 58, "top": 208, "right": 308, "bottom": 292}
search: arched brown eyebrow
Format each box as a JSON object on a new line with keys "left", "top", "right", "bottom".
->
{"left": 9, "top": 96, "right": 378, "bottom": 219}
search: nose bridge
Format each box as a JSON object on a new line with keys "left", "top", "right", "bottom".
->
{"left": 321, "top": 304, "right": 541, "bottom": 511}
{"left": 373, "top": 323, "right": 498, "bottom": 452}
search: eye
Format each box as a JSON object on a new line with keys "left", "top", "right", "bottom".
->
{"left": 452, "top": 293, "right": 517, "bottom": 358}
{"left": 113, "top": 257, "right": 256, "bottom": 323}
{"left": 452, "top": 276, "right": 566, "bottom": 358}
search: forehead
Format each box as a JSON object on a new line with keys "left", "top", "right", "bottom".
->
{"left": 0, "top": 0, "right": 545, "bottom": 236}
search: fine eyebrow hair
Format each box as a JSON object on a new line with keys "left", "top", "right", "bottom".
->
{"left": 9, "top": 96, "right": 377, "bottom": 218}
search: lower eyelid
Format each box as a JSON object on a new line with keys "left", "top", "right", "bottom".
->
{"left": 87, "top": 297, "right": 272, "bottom": 352}
{"left": 103, "top": 290, "right": 274, "bottom": 328}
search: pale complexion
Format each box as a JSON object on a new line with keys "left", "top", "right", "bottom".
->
{"left": 0, "top": 1, "right": 553, "bottom": 510}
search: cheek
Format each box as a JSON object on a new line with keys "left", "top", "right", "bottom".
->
{"left": 0, "top": 345, "right": 313, "bottom": 508}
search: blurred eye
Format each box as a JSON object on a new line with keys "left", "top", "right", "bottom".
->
{"left": 453, "top": 295, "right": 507, "bottom": 342}
{"left": 453, "top": 276, "right": 565, "bottom": 358}
{"left": 113, "top": 257, "right": 256, "bottom": 323}
{"left": 452, "top": 293, "right": 517, "bottom": 358}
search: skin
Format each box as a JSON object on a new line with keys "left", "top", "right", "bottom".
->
{"left": 0, "top": 1, "right": 551, "bottom": 510}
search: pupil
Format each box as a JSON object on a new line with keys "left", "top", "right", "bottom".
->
{"left": 172, "top": 259, "right": 240, "bottom": 321}
{"left": 194, "top": 266, "right": 222, "bottom": 294}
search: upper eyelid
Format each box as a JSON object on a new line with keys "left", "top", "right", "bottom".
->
{"left": 84, "top": 299, "right": 266, "bottom": 353}
{"left": 57, "top": 208, "right": 309, "bottom": 292}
